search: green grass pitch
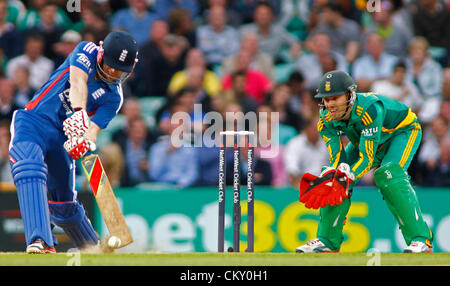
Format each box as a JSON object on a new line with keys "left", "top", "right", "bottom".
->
{"left": 0, "top": 252, "right": 449, "bottom": 266}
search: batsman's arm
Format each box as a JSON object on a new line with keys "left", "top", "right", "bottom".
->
{"left": 317, "top": 117, "right": 344, "bottom": 169}
{"left": 68, "top": 66, "right": 89, "bottom": 110}
{"left": 84, "top": 121, "right": 101, "bottom": 144}
{"left": 351, "top": 103, "right": 384, "bottom": 180}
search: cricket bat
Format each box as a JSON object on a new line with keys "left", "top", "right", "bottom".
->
{"left": 81, "top": 154, "right": 133, "bottom": 248}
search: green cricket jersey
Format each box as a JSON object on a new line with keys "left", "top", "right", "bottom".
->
{"left": 317, "top": 92, "right": 421, "bottom": 180}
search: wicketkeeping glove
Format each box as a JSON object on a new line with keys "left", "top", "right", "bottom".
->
{"left": 63, "top": 109, "right": 90, "bottom": 138}
{"left": 330, "top": 163, "right": 355, "bottom": 205}
{"left": 64, "top": 136, "right": 96, "bottom": 160}
{"left": 299, "top": 168, "right": 335, "bottom": 209}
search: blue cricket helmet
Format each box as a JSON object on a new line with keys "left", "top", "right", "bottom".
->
{"left": 102, "top": 31, "right": 138, "bottom": 72}
{"left": 97, "top": 31, "right": 138, "bottom": 84}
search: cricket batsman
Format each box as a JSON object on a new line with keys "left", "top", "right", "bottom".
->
{"left": 8, "top": 31, "right": 138, "bottom": 253}
{"left": 296, "top": 70, "right": 433, "bottom": 253}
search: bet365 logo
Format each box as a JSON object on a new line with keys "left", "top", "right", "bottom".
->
{"left": 66, "top": 0, "right": 80, "bottom": 13}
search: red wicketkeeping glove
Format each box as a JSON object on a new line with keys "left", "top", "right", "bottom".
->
{"left": 299, "top": 168, "right": 335, "bottom": 209}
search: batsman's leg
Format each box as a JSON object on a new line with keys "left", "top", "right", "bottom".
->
{"left": 46, "top": 142, "right": 99, "bottom": 249}
{"left": 10, "top": 141, "right": 54, "bottom": 249}
{"left": 375, "top": 125, "right": 432, "bottom": 250}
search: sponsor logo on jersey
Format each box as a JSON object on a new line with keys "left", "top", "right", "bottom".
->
{"left": 361, "top": 127, "right": 378, "bottom": 137}
{"left": 92, "top": 88, "right": 105, "bottom": 100}
{"left": 58, "top": 88, "right": 72, "bottom": 115}
{"left": 76, "top": 53, "right": 91, "bottom": 69}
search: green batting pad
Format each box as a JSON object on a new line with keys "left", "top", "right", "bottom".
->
{"left": 317, "top": 198, "right": 351, "bottom": 251}
{"left": 374, "top": 163, "right": 432, "bottom": 246}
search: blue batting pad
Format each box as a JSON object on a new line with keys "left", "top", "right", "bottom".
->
{"left": 10, "top": 142, "right": 54, "bottom": 247}
{"left": 48, "top": 201, "right": 99, "bottom": 248}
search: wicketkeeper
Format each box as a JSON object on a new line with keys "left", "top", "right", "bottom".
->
{"left": 297, "top": 70, "right": 433, "bottom": 253}
{"left": 9, "top": 31, "right": 138, "bottom": 253}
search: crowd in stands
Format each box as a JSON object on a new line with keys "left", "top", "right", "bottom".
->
{"left": 0, "top": 0, "right": 449, "bottom": 190}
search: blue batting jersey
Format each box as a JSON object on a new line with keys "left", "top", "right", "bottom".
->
{"left": 25, "top": 41, "right": 123, "bottom": 130}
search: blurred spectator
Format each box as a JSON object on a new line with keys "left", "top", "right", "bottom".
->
{"left": 222, "top": 49, "right": 273, "bottom": 104}
{"left": 266, "top": 82, "right": 301, "bottom": 130}
{"left": 286, "top": 70, "right": 306, "bottom": 114}
{"left": 134, "top": 21, "right": 188, "bottom": 97}
{"left": 11, "top": 65, "right": 35, "bottom": 108}
{"left": 405, "top": 36, "right": 443, "bottom": 123}
{"left": 221, "top": 70, "right": 258, "bottom": 114}
{"left": 352, "top": 33, "right": 398, "bottom": 92}
{"left": 112, "top": 97, "right": 158, "bottom": 150}
{"left": 201, "top": 0, "right": 242, "bottom": 28}
{"left": 418, "top": 115, "right": 450, "bottom": 186}
{"left": 278, "top": 0, "right": 312, "bottom": 41}
{"left": 364, "top": 0, "right": 413, "bottom": 58}
{"left": 1, "top": 0, "right": 25, "bottom": 26}
{"left": 24, "top": 2, "right": 65, "bottom": 61}
{"left": 18, "top": 0, "right": 72, "bottom": 31}
{"left": 440, "top": 98, "right": 450, "bottom": 124}
{"left": 411, "top": 0, "right": 450, "bottom": 66}
{"left": 119, "top": 117, "right": 153, "bottom": 187}
{"left": 168, "top": 7, "right": 197, "bottom": 47}
{"left": 196, "top": 142, "right": 224, "bottom": 186}
{"left": 0, "top": 77, "right": 19, "bottom": 121}
{"left": 154, "top": 0, "right": 199, "bottom": 21}
{"left": 6, "top": 33, "right": 54, "bottom": 91}
{"left": 52, "top": 29, "right": 82, "bottom": 67}
{"left": 0, "top": 119, "right": 12, "bottom": 183}
{"left": 221, "top": 32, "right": 274, "bottom": 80}
{"left": 371, "top": 61, "right": 423, "bottom": 112}
{"left": 99, "top": 142, "right": 124, "bottom": 188}
{"left": 148, "top": 104, "right": 200, "bottom": 187}
{"left": 418, "top": 115, "right": 449, "bottom": 168}
{"left": 296, "top": 32, "right": 348, "bottom": 89}
{"left": 168, "top": 48, "right": 222, "bottom": 97}
{"left": 255, "top": 104, "right": 288, "bottom": 186}
{"left": 0, "top": 0, "right": 23, "bottom": 61}
{"left": 283, "top": 117, "right": 328, "bottom": 188}
{"left": 233, "top": 0, "right": 280, "bottom": 24}
{"left": 309, "top": 2, "right": 361, "bottom": 64}
{"left": 297, "top": 89, "right": 321, "bottom": 127}
{"left": 196, "top": 5, "right": 239, "bottom": 68}
{"left": 227, "top": 134, "right": 273, "bottom": 186}
{"left": 111, "top": 0, "right": 159, "bottom": 47}
{"left": 157, "top": 86, "right": 205, "bottom": 137}
{"left": 77, "top": 2, "right": 110, "bottom": 43}
{"left": 239, "top": 2, "right": 300, "bottom": 64}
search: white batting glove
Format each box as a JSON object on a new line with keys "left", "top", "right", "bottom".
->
{"left": 63, "top": 109, "right": 90, "bottom": 138}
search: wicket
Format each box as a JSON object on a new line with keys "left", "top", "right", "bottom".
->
{"left": 218, "top": 131, "right": 255, "bottom": 252}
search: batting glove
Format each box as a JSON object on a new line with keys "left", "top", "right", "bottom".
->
{"left": 63, "top": 109, "right": 89, "bottom": 138}
{"left": 64, "top": 136, "right": 96, "bottom": 160}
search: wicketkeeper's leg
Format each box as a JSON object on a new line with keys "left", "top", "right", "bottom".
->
{"left": 315, "top": 142, "right": 362, "bottom": 251}
{"left": 374, "top": 125, "right": 432, "bottom": 247}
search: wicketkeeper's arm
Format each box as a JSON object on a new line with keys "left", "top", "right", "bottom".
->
{"left": 351, "top": 103, "right": 384, "bottom": 180}
{"left": 317, "top": 117, "right": 344, "bottom": 169}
